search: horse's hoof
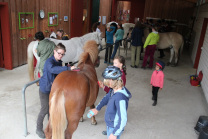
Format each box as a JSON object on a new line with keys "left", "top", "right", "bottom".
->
{"left": 171, "top": 64, "right": 177, "bottom": 67}
{"left": 91, "top": 121, "right": 97, "bottom": 125}
{"left": 79, "top": 117, "right": 84, "bottom": 122}
{"left": 166, "top": 62, "right": 170, "bottom": 66}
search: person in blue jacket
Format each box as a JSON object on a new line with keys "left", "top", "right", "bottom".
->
{"left": 36, "top": 43, "right": 76, "bottom": 138}
{"left": 105, "top": 25, "right": 116, "bottom": 64}
{"left": 89, "top": 66, "right": 132, "bottom": 139}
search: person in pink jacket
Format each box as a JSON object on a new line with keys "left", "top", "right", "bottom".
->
{"left": 150, "top": 61, "right": 165, "bottom": 106}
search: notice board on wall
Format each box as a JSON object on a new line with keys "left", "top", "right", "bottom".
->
{"left": 18, "top": 12, "right": 34, "bottom": 30}
{"left": 48, "top": 12, "right": 58, "bottom": 26}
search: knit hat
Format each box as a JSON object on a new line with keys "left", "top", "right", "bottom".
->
{"left": 156, "top": 61, "right": 165, "bottom": 70}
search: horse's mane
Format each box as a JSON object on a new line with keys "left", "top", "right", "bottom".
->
{"left": 78, "top": 40, "right": 98, "bottom": 66}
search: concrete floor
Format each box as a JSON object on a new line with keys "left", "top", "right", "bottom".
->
{"left": 0, "top": 48, "right": 208, "bottom": 139}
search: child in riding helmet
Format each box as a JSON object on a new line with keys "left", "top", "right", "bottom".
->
{"left": 89, "top": 66, "right": 131, "bottom": 139}
{"left": 150, "top": 61, "right": 165, "bottom": 106}
{"left": 98, "top": 55, "right": 126, "bottom": 93}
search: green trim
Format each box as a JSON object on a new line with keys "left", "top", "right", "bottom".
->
{"left": 48, "top": 12, "right": 58, "bottom": 26}
{"left": 18, "top": 12, "right": 34, "bottom": 30}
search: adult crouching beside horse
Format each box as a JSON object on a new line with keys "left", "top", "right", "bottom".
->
{"left": 36, "top": 43, "right": 76, "bottom": 138}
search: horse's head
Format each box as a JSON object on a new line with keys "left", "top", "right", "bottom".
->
{"left": 50, "top": 32, "right": 57, "bottom": 39}
{"left": 93, "top": 32, "right": 104, "bottom": 50}
{"left": 94, "top": 56, "right": 100, "bottom": 68}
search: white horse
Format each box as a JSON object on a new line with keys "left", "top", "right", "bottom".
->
{"left": 143, "top": 27, "right": 184, "bottom": 66}
{"left": 27, "top": 32, "right": 103, "bottom": 81}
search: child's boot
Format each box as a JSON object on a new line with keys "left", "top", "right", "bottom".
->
{"left": 152, "top": 101, "right": 157, "bottom": 106}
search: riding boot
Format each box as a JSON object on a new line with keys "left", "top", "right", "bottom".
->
{"left": 152, "top": 101, "right": 157, "bottom": 106}
{"left": 36, "top": 129, "right": 46, "bottom": 138}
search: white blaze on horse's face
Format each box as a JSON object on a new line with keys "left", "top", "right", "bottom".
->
{"left": 50, "top": 32, "right": 57, "bottom": 39}
{"left": 94, "top": 32, "right": 102, "bottom": 47}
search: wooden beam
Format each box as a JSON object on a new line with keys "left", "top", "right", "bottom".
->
{"left": 183, "top": 0, "right": 198, "bottom": 3}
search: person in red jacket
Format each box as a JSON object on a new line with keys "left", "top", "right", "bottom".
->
{"left": 150, "top": 61, "right": 165, "bottom": 106}
{"left": 99, "top": 55, "right": 126, "bottom": 93}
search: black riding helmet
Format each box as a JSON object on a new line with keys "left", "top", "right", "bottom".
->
{"left": 102, "top": 66, "right": 122, "bottom": 80}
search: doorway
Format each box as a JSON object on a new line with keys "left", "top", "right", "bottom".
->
{"left": 70, "top": 0, "right": 83, "bottom": 37}
{"left": 194, "top": 18, "right": 208, "bottom": 69}
{"left": 0, "top": 2, "right": 12, "bottom": 69}
{"left": 0, "top": 18, "right": 4, "bottom": 68}
{"left": 82, "top": 0, "right": 91, "bottom": 34}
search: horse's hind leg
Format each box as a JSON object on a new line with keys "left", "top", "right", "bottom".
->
{"left": 90, "top": 104, "right": 97, "bottom": 125}
{"left": 65, "top": 120, "right": 80, "bottom": 139}
{"left": 167, "top": 47, "right": 174, "bottom": 66}
{"left": 172, "top": 50, "right": 178, "bottom": 67}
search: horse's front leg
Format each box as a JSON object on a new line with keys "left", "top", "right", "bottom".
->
{"left": 90, "top": 104, "right": 97, "bottom": 125}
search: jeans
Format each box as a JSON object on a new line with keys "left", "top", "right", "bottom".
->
{"left": 142, "top": 45, "right": 156, "bottom": 68}
{"left": 111, "top": 40, "right": 121, "bottom": 59}
{"left": 105, "top": 43, "right": 113, "bottom": 63}
{"left": 107, "top": 126, "right": 123, "bottom": 139}
{"left": 37, "top": 89, "right": 49, "bottom": 130}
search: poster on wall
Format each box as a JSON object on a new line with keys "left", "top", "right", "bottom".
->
{"left": 50, "top": 17, "right": 53, "bottom": 24}
{"left": 99, "top": 16, "right": 101, "bottom": 22}
{"left": 102, "top": 16, "right": 106, "bottom": 25}
{"left": 64, "top": 16, "right": 68, "bottom": 21}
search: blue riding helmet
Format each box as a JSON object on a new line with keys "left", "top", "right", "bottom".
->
{"left": 156, "top": 61, "right": 165, "bottom": 70}
{"left": 102, "top": 66, "right": 122, "bottom": 80}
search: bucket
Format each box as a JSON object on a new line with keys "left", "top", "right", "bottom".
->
{"left": 198, "top": 127, "right": 208, "bottom": 139}
{"left": 194, "top": 116, "right": 208, "bottom": 134}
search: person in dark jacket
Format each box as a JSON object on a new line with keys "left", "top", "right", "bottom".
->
{"left": 130, "top": 21, "right": 144, "bottom": 68}
{"left": 36, "top": 43, "right": 75, "bottom": 138}
{"left": 105, "top": 26, "right": 116, "bottom": 64}
{"left": 89, "top": 66, "right": 131, "bottom": 139}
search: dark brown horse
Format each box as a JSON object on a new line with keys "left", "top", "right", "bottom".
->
{"left": 45, "top": 40, "right": 99, "bottom": 139}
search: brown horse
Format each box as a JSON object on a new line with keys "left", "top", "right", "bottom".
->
{"left": 44, "top": 40, "right": 99, "bottom": 139}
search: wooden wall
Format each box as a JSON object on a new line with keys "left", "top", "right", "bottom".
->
{"left": 99, "top": 0, "right": 112, "bottom": 34}
{"left": 144, "top": 0, "right": 195, "bottom": 24}
{"left": 0, "top": 0, "right": 71, "bottom": 68}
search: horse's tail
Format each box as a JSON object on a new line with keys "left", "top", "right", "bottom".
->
{"left": 50, "top": 90, "right": 67, "bottom": 139}
{"left": 27, "top": 41, "right": 35, "bottom": 81}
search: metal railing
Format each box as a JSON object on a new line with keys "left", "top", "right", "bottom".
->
{"left": 22, "top": 79, "right": 40, "bottom": 137}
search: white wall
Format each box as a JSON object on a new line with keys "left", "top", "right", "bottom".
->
{"left": 191, "top": 3, "right": 208, "bottom": 102}
{"left": 197, "top": 25, "right": 208, "bottom": 102}
{"left": 191, "top": 4, "right": 208, "bottom": 63}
